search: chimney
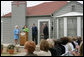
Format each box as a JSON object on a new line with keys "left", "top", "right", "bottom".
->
{"left": 12, "top": 1, "right": 27, "bottom": 29}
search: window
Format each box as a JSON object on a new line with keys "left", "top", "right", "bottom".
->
{"left": 71, "top": 5, "right": 75, "bottom": 11}
{"left": 59, "top": 18, "right": 64, "bottom": 38}
{"left": 67, "top": 17, "right": 77, "bottom": 36}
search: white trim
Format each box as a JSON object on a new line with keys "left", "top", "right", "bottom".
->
{"left": 57, "top": 18, "right": 59, "bottom": 39}
{"left": 56, "top": 12, "right": 83, "bottom": 17}
{"left": 1, "top": 20, "right": 3, "bottom": 42}
{"left": 38, "top": 19, "right": 50, "bottom": 44}
{"left": 77, "top": 17, "right": 81, "bottom": 36}
{"left": 1, "top": 20, "right": 3, "bottom": 23}
{"left": 53, "top": 19, "right": 54, "bottom": 38}
{"left": 64, "top": 17, "right": 67, "bottom": 36}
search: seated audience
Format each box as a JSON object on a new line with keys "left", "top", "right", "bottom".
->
{"left": 72, "top": 36, "right": 78, "bottom": 46}
{"left": 36, "top": 39, "right": 51, "bottom": 56}
{"left": 66, "top": 36, "right": 75, "bottom": 51}
{"left": 71, "top": 41, "right": 83, "bottom": 56}
{"left": 80, "top": 41, "right": 83, "bottom": 56}
{"left": 53, "top": 39, "right": 65, "bottom": 56}
{"left": 72, "top": 36, "right": 80, "bottom": 51}
{"left": 71, "top": 36, "right": 77, "bottom": 49}
{"left": 60, "top": 37, "right": 69, "bottom": 54}
{"left": 23, "top": 36, "right": 82, "bottom": 56}
{"left": 47, "top": 39, "right": 56, "bottom": 56}
{"left": 76, "top": 36, "right": 82, "bottom": 45}
{"left": 24, "top": 41, "right": 37, "bottom": 56}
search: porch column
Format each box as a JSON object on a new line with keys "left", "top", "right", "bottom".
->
{"left": 1, "top": 20, "right": 3, "bottom": 42}
{"left": 77, "top": 17, "right": 81, "bottom": 36}
{"left": 57, "top": 18, "right": 59, "bottom": 39}
{"left": 64, "top": 17, "right": 67, "bottom": 36}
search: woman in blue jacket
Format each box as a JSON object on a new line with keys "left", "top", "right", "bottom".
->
{"left": 14, "top": 25, "right": 20, "bottom": 45}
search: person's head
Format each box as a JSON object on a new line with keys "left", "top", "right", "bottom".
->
{"left": 15, "top": 25, "right": 19, "bottom": 29}
{"left": 40, "top": 39, "right": 49, "bottom": 52}
{"left": 72, "top": 36, "right": 77, "bottom": 41}
{"left": 60, "top": 37, "right": 69, "bottom": 45}
{"left": 44, "top": 23, "right": 47, "bottom": 27}
{"left": 24, "top": 25, "right": 27, "bottom": 28}
{"left": 53, "top": 39, "right": 57, "bottom": 46}
{"left": 77, "top": 36, "right": 82, "bottom": 41}
{"left": 55, "top": 39, "right": 62, "bottom": 45}
{"left": 24, "top": 41, "right": 36, "bottom": 54}
{"left": 53, "top": 39, "right": 62, "bottom": 46}
{"left": 33, "top": 23, "right": 35, "bottom": 26}
{"left": 80, "top": 41, "right": 83, "bottom": 56}
{"left": 67, "top": 36, "right": 73, "bottom": 42}
{"left": 47, "top": 39, "right": 54, "bottom": 48}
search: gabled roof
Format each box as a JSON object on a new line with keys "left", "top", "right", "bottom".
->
{"left": 2, "top": 1, "right": 68, "bottom": 17}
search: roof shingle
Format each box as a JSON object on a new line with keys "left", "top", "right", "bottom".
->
{"left": 2, "top": 1, "right": 68, "bottom": 17}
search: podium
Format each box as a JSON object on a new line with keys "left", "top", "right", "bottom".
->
{"left": 20, "top": 32, "right": 28, "bottom": 46}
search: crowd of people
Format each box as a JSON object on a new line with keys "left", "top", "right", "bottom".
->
{"left": 24, "top": 36, "right": 83, "bottom": 56}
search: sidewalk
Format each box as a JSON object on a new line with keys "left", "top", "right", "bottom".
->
{"left": 13, "top": 45, "right": 40, "bottom": 56}
{"left": 13, "top": 52, "right": 26, "bottom": 56}
{"left": 2, "top": 44, "right": 40, "bottom": 56}
{"left": 13, "top": 51, "right": 40, "bottom": 56}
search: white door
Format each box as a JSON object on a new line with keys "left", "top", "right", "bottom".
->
{"left": 38, "top": 19, "right": 50, "bottom": 44}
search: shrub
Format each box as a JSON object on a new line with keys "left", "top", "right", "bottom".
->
{"left": 7, "top": 45, "right": 15, "bottom": 49}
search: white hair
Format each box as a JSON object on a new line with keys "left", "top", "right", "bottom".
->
{"left": 15, "top": 25, "right": 18, "bottom": 28}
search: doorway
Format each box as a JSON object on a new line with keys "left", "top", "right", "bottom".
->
{"left": 38, "top": 19, "right": 50, "bottom": 44}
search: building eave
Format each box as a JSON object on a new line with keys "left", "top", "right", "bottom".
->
{"left": 26, "top": 15, "right": 51, "bottom": 17}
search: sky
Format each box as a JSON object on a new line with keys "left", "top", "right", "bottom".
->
{"left": 1, "top": 1, "right": 83, "bottom": 16}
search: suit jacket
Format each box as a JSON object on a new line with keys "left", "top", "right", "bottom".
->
{"left": 43, "top": 26, "right": 49, "bottom": 36}
{"left": 32, "top": 26, "right": 38, "bottom": 35}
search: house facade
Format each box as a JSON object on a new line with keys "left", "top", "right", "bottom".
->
{"left": 1, "top": 1, "right": 83, "bottom": 44}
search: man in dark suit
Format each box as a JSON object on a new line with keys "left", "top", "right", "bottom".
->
{"left": 43, "top": 24, "right": 49, "bottom": 39}
{"left": 32, "top": 24, "right": 38, "bottom": 45}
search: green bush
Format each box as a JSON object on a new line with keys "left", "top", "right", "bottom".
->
{"left": 7, "top": 45, "right": 15, "bottom": 49}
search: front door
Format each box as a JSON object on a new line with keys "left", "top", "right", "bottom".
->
{"left": 38, "top": 19, "right": 50, "bottom": 44}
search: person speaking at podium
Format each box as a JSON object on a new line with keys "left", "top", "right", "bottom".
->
{"left": 22, "top": 25, "right": 29, "bottom": 32}
{"left": 20, "top": 25, "right": 29, "bottom": 46}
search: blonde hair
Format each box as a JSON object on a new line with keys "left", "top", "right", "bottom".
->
{"left": 15, "top": 25, "right": 18, "bottom": 28}
{"left": 73, "top": 36, "right": 77, "bottom": 41}
{"left": 80, "top": 41, "right": 83, "bottom": 56}
{"left": 67, "top": 36, "right": 73, "bottom": 42}
{"left": 47, "top": 39, "right": 54, "bottom": 48}
{"left": 40, "top": 39, "right": 49, "bottom": 52}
